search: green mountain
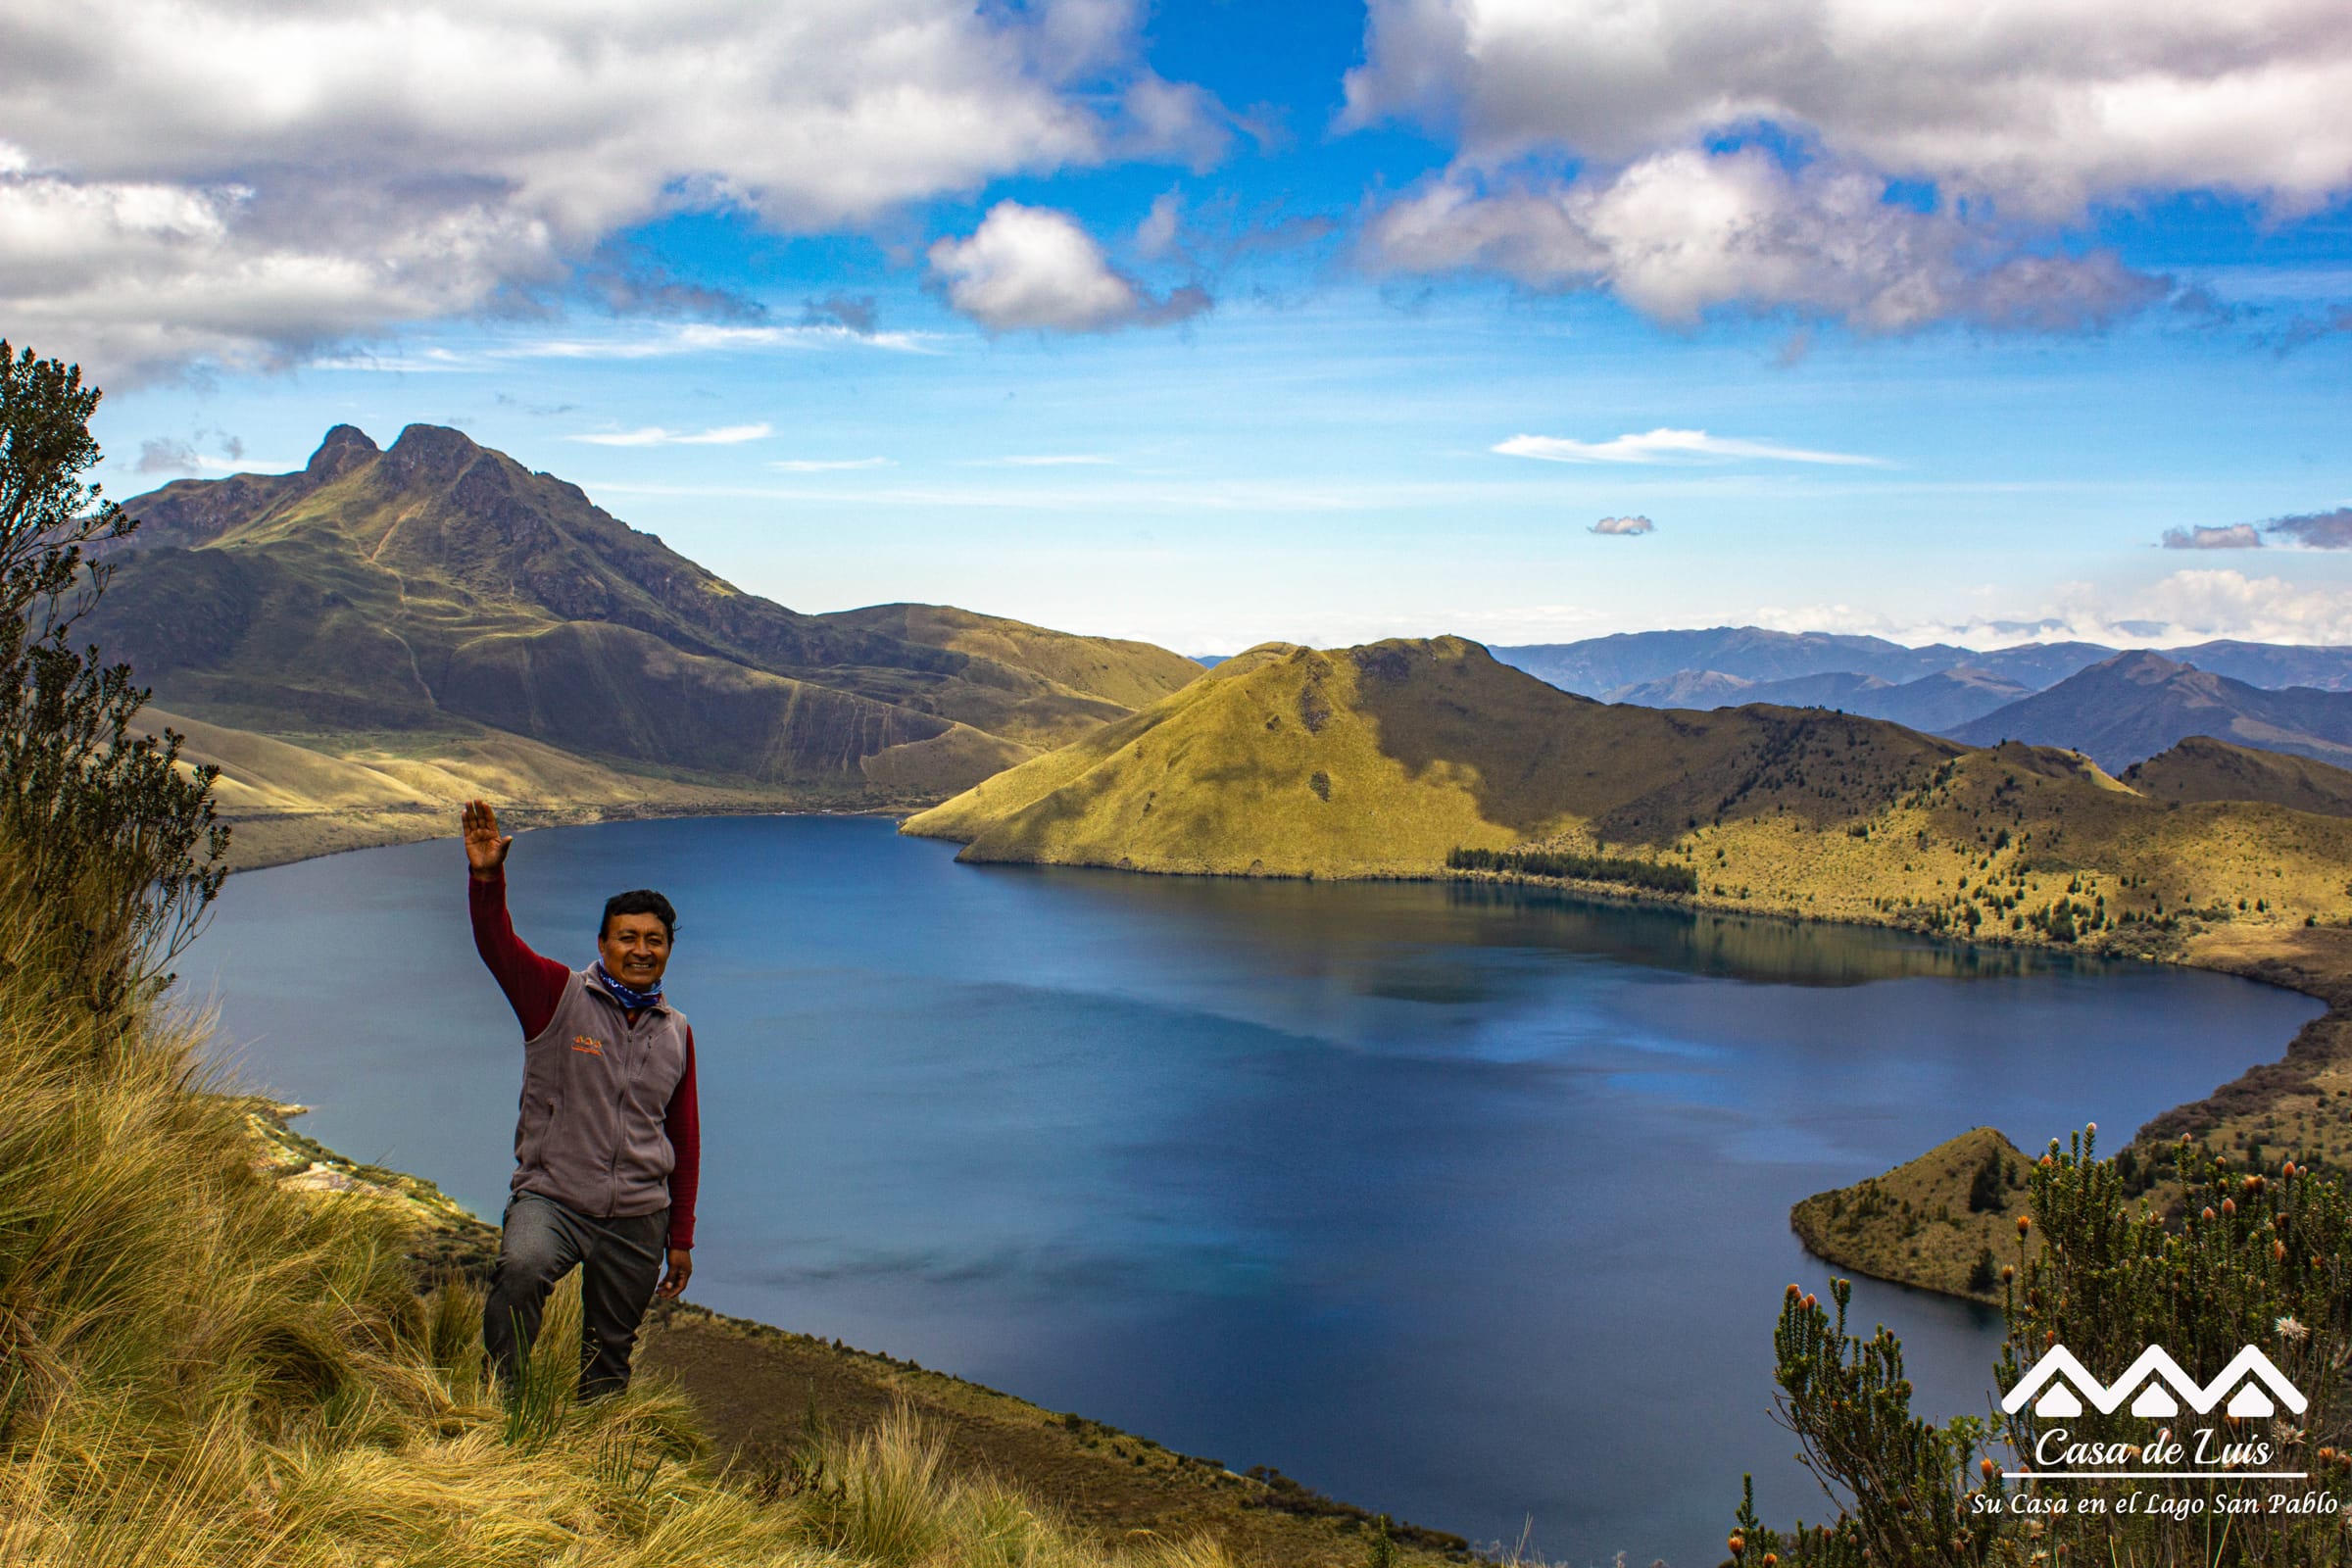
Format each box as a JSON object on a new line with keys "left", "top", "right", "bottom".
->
{"left": 97, "top": 424, "right": 1200, "bottom": 801}
{"left": 905, "top": 636, "right": 2352, "bottom": 948}
{"left": 906, "top": 636, "right": 1966, "bottom": 876}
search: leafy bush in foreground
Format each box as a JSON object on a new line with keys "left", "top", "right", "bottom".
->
{"left": 1733, "top": 1131, "right": 2352, "bottom": 1567}
{"left": 0, "top": 342, "right": 225, "bottom": 1015}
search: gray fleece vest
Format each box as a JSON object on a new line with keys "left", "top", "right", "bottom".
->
{"left": 511, "top": 969, "right": 690, "bottom": 1220}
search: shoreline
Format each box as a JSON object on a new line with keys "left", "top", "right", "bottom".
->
{"left": 226, "top": 806, "right": 2349, "bottom": 1310}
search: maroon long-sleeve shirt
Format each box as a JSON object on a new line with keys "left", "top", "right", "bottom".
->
{"left": 469, "top": 869, "right": 701, "bottom": 1251}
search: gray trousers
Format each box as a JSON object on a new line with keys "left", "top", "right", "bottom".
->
{"left": 483, "top": 1191, "right": 668, "bottom": 1399}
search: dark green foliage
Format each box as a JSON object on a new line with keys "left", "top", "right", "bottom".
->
{"left": 1966, "top": 1247, "right": 1997, "bottom": 1294}
{"left": 1744, "top": 1278, "right": 1999, "bottom": 1566}
{"left": 0, "top": 343, "right": 227, "bottom": 1011}
{"left": 1446, "top": 844, "right": 1699, "bottom": 894}
{"left": 1740, "top": 1129, "right": 2352, "bottom": 1565}
{"left": 1967, "top": 1146, "right": 2007, "bottom": 1213}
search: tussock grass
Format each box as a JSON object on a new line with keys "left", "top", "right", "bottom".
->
{"left": 0, "top": 900, "right": 1235, "bottom": 1568}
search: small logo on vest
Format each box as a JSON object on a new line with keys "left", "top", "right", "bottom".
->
{"left": 571, "top": 1034, "right": 606, "bottom": 1056}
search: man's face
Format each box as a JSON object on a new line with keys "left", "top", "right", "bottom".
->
{"left": 599, "top": 912, "right": 671, "bottom": 991}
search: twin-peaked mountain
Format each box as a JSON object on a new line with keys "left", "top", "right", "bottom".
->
{"left": 99, "top": 424, "right": 1202, "bottom": 802}
{"left": 1948, "top": 650, "right": 2352, "bottom": 772}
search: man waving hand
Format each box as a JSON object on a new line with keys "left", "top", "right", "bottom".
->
{"left": 464, "top": 800, "right": 701, "bottom": 1398}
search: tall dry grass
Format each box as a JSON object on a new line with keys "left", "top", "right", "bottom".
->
{"left": 0, "top": 884, "right": 1236, "bottom": 1568}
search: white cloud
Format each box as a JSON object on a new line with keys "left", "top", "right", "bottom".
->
{"left": 1495, "top": 427, "right": 1886, "bottom": 466}
{"left": 311, "top": 348, "right": 479, "bottom": 372}
{"left": 1135, "top": 190, "right": 1184, "bottom": 260}
{"left": 568, "top": 422, "right": 772, "bottom": 448}
{"left": 1590, "top": 514, "right": 1654, "bottom": 535}
{"left": 1341, "top": 0, "right": 2352, "bottom": 218}
{"left": 0, "top": 0, "right": 1228, "bottom": 382}
{"left": 927, "top": 201, "right": 1211, "bottom": 331}
{"left": 770, "top": 457, "right": 893, "bottom": 471}
{"left": 1757, "top": 569, "right": 2352, "bottom": 648}
{"left": 490, "top": 323, "right": 942, "bottom": 360}
{"left": 1367, "top": 151, "right": 2166, "bottom": 333}
{"left": 2160, "top": 522, "right": 2263, "bottom": 550}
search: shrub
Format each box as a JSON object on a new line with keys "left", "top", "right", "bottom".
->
{"left": 0, "top": 343, "right": 226, "bottom": 1014}
{"left": 1736, "top": 1130, "right": 2352, "bottom": 1566}
{"left": 1446, "top": 844, "right": 1699, "bottom": 895}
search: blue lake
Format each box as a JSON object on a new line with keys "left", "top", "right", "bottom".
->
{"left": 184, "top": 814, "right": 2324, "bottom": 1566}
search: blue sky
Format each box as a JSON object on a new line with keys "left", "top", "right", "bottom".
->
{"left": 8, "top": 0, "right": 2349, "bottom": 654}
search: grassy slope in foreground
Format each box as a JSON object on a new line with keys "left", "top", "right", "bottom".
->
{"left": 7, "top": 954, "right": 1460, "bottom": 1565}
{"left": 239, "top": 1106, "right": 1470, "bottom": 1566}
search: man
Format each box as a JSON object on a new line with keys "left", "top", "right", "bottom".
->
{"left": 463, "top": 798, "right": 700, "bottom": 1398}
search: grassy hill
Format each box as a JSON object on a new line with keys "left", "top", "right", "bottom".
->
{"left": 97, "top": 425, "right": 1200, "bottom": 858}
{"left": 906, "top": 636, "right": 1970, "bottom": 876}
{"left": 817, "top": 602, "right": 1209, "bottom": 724}
{"left": 907, "top": 636, "right": 2352, "bottom": 948}
{"left": 2122, "top": 734, "right": 2352, "bottom": 817}
{"left": 1789, "top": 1128, "right": 2037, "bottom": 1301}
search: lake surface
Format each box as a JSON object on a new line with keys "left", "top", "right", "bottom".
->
{"left": 185, "top": 815, "right": 2323, "bottom": 1566}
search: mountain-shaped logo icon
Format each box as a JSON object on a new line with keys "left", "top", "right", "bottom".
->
{"left": 2002, "top": 1345, "right": 2308, "bottom": 1421}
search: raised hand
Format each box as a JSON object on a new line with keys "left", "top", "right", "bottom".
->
{"left": 462, "top": 798, "right": 513, "bottom": 880}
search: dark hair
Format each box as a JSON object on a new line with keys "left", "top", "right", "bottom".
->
{"left": 600, "top": 889, "right": 676, "bottom": 943}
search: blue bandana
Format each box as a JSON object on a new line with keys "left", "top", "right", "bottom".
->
{"left": 591, "top": 961, "right": 663, "bottom": 1012}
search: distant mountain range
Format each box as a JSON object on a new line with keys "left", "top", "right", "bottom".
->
{"left": 101, "top": 423, "right": 1202, "bottom": 862}
{"left": 1492, "top": 626, "right": 2352, "bottom": 769}
{"left": 1495, "top": 628, "right": 2352, "bottom": 701}
{"left": 1949, "top": 651, "right": 2352, "bottom": 772}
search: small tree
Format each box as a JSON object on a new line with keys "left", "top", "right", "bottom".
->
{"left": 0, "top": 342, "right": 226, "bottom": 1012}
{"left": 1966, "top": 1146, "right": 2005, "bottom": 1213}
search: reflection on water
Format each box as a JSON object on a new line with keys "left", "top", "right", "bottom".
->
{"left": 185, "top": 816, "right": 2322, "bottom": 1567}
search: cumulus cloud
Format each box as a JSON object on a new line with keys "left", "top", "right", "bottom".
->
{"left": 133, "top": 437, "right": 198, "bottom": 475}
{"left": 2269, "top": 508, "right": 2352, "bottom": 549}
{"left": 799, "top": 295, "right": 879, "bottom": 336}
{"left": 2161, "top": 522, "right": 2264, "bottom": 549}
{"left": 0, "top": 0, "right": 1230, "bottom": 382}
{"left": 1590, "top": 514, "right": 1654, "bottom": 535}
{"left": 494, "top": 322, "right": 940, "bottom": 359}
{"left": 1495, "top": 426, "right": 1885, "bottom": 466}
{"left": 1365, "top": 152, "right": 2167, "bottom": 333}
{"left": 2137, "top": 569, "right": 2352, "bottom": 644}
{"left": 1341, "top": 0, "right": 2352, "bottom": 217}
{"left": 1759, "top": 569, "right": 2352, "bottom": 648}
{"left": 1135, "top": 190, "right": 1184, "bottom": 261}
{"left": 927, "top": 202, "right": 1210, "bottom": 331}
{"left": 1335, "top": 1, "right": 2352, "bottom": 329}
{"left": 568, "top": 423, "right": 772, "bottom": 448}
